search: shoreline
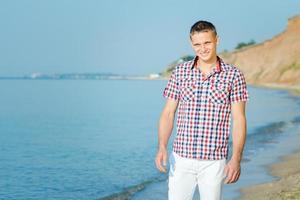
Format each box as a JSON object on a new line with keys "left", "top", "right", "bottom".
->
{"left": 238, "top": 83, "right": 300, "bottom": 200}
{"left": 250, "top": 82, "right": 300, "bottom": 96}
{"left": 240, "top": 149, "right": 300, "bottom": 200}
{"left": 129, "top": 82, "right": 300, "bottom": 200}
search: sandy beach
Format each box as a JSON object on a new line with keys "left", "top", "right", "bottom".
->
{"left": 240, "top": 150, "right": 300, "bottom": 200}
{"left": 240, "top": 86, "right": 300, "bottom": 200}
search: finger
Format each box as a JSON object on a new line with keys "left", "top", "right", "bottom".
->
{"left": 155, "top": 158, "right": 160, "bottom": 171}
{"left": 232, "top": 171, "right": 241, "bottom": 183}
{"left": 226, "top": 168, "right": 236, "bottom": 184}
{"left": 155, "top": 154, "right": 166, "bottom": 173}
{"left": 163, "top": 153, "right": 168, "bottom": 167}
{"left": 229, "top": 171, "right": 238, "bottom": 183}
{"left": 162, "top": 154, "right": 167, "bottom": 173}
{"left": 155, "top": 155, "right": 162, "bottom": 171}
{"left": 224, "top": 169, "right": 234, "bottom": 184}
{"left": 229, "top": 170, "right": 240, "bottom": 183}
{"left": 157, "top": 159, "right": 165, "bottom": 172}
{"left": 160, "top": 163, "right": 167, "bottom": 173}
{"left": 233, "top": 169, "right": 241, "bottom": 182}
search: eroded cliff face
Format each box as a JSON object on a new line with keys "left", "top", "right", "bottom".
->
{"left": 221, "top": 15, "right": 300, "bottom": 87}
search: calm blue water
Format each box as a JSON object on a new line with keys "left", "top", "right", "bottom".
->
{"left": 0, "top": 80, "right": 300, "bottom": 200}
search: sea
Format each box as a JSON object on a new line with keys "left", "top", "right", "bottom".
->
{"left": 1, "top": 79, "right": 300, "bottom": 200}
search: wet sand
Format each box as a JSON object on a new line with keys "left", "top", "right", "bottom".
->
{"left": 240, "top": 149, "right": 300, "bottom": 200}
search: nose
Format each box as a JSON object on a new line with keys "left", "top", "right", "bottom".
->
{"left": 199, "top": 44, "right": 207, "bottom": 52}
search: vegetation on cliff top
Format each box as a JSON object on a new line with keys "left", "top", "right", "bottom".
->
{"left": 235, "top": 39, "right": 256, "bottom": 50}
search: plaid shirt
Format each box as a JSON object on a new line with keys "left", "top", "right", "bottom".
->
{"left": 163, "top": 56, "right": 249, "bottom": 160}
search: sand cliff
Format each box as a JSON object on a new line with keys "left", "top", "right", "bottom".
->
{"left": 221, "top": 14, "right": 300, "bottom": 89}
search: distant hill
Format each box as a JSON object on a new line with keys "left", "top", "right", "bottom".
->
{"left": 161, "top": 55, "right": 194, "bottom": 77}
{"left": 163, "top": 14, "right": 300, "bottom": 93}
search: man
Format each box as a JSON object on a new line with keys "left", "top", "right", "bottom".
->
{"left": 155, "top": 20, "right": 249, "bottom": 200}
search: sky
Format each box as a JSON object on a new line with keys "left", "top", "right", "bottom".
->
{"left": 0, "top": 0, "right": 300, "bottom": 76}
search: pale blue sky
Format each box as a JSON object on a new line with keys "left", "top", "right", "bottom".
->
{"left": 0, "top": 0, "right": 300, "bottom": 76}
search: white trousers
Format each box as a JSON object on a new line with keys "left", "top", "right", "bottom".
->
{"left": 168, "top": 152, "right": 226, "bottom": 200}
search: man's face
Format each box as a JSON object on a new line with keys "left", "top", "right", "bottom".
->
{"left": 190, "top": 31, "right": 219, "bottom": 63}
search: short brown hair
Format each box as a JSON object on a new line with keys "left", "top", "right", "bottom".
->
{"left": 190, "top": 20, "right": 217, "bottom": 37}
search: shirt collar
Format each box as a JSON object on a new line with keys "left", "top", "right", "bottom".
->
{"left": 191, "top": 56, "right": 222, "bottom": 72}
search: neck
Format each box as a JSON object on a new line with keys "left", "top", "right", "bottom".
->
{"left": 197, "top": 56, "right": 218, "bottom": 69}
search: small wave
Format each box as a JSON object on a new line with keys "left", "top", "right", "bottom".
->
{"left": 246, "top": 115, "right": 300, "bottom": 144}
{"left": 228, "top": 120, "right": 290, "bottom": 162}
{"left": 292, "top": 115, "right": 300, "bottom": 124}
{"left": 246, "top": 121, "right": 287, "bottom": 143}
{"left": 99, "top": 177, "right": 165, "bottom": 200}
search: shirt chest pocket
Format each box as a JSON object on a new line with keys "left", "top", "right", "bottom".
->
{"left": 209, "top": 80, "right": 231, "bottom": 105}
{"left": 179, "top": 79, "right": 195, "bottom": 102}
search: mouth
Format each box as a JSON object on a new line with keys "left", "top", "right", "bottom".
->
{"left": 199, "top": 52, "right": 209, "bottom": 57}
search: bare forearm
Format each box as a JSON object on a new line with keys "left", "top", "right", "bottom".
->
{"left": 158, "top": 112, "right": 175, "bottom": 149}
{"left": 231, "top": 116, "right": 247, "bottom": 162}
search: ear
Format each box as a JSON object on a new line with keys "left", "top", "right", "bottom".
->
{"left": 216, "top": 35, "right": 220, "bottom": 45}
{"left": 189, "top": 35, "right": 193, "bottom": 45}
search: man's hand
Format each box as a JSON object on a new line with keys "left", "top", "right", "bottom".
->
{"left": 155, "top": 99, "right": 178, "bottom": 173}
{"left": 224, "top": 159, "right": 241, "bottom": 184}
{"left": 225, "top": 101, "right": 246, "bottom": 184}
{"left": 155, "top": 147, "right": 168, "bottom": 173}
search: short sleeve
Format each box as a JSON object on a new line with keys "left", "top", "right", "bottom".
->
{"left": 230, "top": 70, "right": 249, "bottom": 103}
{"left": 163, "top": 69, "right": 180, "bottom": 100}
